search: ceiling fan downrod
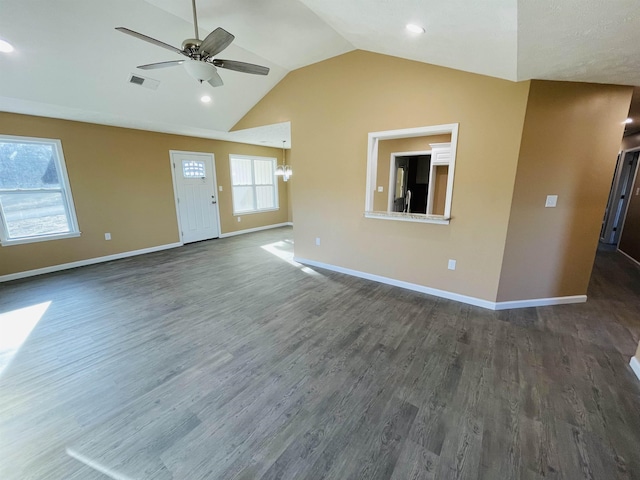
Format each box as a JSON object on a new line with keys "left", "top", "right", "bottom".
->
{"left": 192, "top": 0, "right": 199, "bottom": 40}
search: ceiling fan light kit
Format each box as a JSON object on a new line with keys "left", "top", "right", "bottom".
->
{"left": 116, "top": 0, "right": 269, "bottom": 88}
{"left": 183, "top": 60, "right": 217, "bottom": 83}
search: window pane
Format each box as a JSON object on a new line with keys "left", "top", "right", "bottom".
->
{"left": 254, "top": 159, "right": 274, "bottom": 185}
{"left": 0, "top": 142, "right": 59, "bottom": 189}
{"left": 232, "top": 186, "right": 255, "bottom": 213}
{"left": 231, "top": 158, "right": 253, "bottom": 186}
{"left": 256, "top": 186, "right": 275, "bottom": 210}
{"left": 182, "top": 160, "right": 205, "bottom": 178}
{"left": 0, "top": 192, "right": 70, "bottom": 238}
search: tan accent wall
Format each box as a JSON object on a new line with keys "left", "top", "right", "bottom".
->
{"left": 619, "top": 163, "right": 640, "bottom": 263}
{"left": 496, "top": 81, "right": 633, "bottom": 302}
{"left": 373, "top": 134, "right": 451, "bottom": 212}
{"left": 235, "top": 50, "right": 531, "bottom": 301}
{"left": 0, "top": 112, "right": 288, "bottom": 277}
{"left": 433, "top": 166, "right": 449, "bottom": 216}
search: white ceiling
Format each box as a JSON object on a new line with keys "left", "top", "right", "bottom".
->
{"left": 0, "top": 0, "right": 638, "bottom": 146}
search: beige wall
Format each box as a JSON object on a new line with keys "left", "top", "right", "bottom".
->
{"left": 235, "top": 50, "right": 531, "bottom": 301}
{"left": 373, "top": 134, "right": 451, "bottom": 212}
{"left": 433, "top": 166, "right": 449, "bottom": 216}
{"left": 0, "top": 112, "right": 289, "bottom": 277}
{"left": 497, "top": 81, "right": 632, "bottom": 301}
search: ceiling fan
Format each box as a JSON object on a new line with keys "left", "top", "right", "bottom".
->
{"left": 116, "top": 0, "right": 269, "bottom": 88}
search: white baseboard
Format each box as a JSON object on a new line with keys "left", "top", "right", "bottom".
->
{"left": 618, "top": 248, "right": 640, "bottom": 267}
{"left": 493, "top": 295, "right": 587, "bottom": 310}
{"left": 219, "top": 222, "right": 293, "bottom": 238}
{"left": 630, "top": 357, "right": 640, "bottom": 382}
{"left": 293, "top": 257, "right": 587, "bottom": 311}
{"left": 0, "top": 242, "right": 183, "bottom": 283}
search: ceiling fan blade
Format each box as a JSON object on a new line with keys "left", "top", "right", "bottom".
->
{"left": 137, "top": 60, "right": 185, "bottom": 70}
{"left": 199, "top": 28, "right": 235, "bottom": 57}
{"left": 212, "top": 59, "right": 269, "bottom": 76}
{"left": 116, "top": 27, "right": 186, "bottom": 56}
{"left": 208, "top": 70, "right": 224, "bottom": 88}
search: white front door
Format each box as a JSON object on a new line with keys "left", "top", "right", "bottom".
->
{"left": 170, "top": 151, "right": 220, "bottom": 243}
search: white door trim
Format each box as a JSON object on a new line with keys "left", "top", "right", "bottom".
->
{"left": 387, "top": 150, "right": 431, "bottom": 211}
{"left": 613, "top": 146, "right": 640, "bottom": 248}
{"left": 169, "top": 150, "right": 221, "bottom": 242}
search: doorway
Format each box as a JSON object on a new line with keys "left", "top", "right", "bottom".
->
{"left": 170, "top": 151, "right": 221, "bottom": 244}
{"left": 388, "top": 154, "right": 431, "bottom": 213}
{"left": 601, "top": 148, "right": 640, "bottom": 244}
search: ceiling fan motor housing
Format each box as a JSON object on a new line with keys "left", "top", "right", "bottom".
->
{"left": 181, "top": 38, "right": 202, "bottom": 53}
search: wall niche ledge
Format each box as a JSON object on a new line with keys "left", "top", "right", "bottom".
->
{"left": 364, "top": 211, "right": 450, "bottom": 225}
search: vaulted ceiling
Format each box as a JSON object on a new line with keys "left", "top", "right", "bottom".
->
{"left": 1, "top": 0, "right": 638, "bottom": 146}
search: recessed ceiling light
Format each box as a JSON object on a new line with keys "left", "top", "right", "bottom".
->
{"left": 625, "top": 118, "right": 633, "bottom": 124}
{"left": 200, "top": 95, "right": 212, "bottom": 103}
{"left": 0, "top": 39, "right": 14, "bottom": 53}
{"left": 406, "top": 24, "right": 425, "bottom": 34}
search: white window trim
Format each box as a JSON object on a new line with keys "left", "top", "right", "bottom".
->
{"left": 0, "top": 135, "right": 80, "bottom": 246}
{"left": 229, "top": 154, "right": 279, "bottom": 216}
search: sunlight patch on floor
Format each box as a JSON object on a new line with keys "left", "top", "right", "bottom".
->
{"left": 0, "top": 301, "right": 51, "bottom": 377}
{"left": 261, "top": 240, "right": 323, "bottom": 277}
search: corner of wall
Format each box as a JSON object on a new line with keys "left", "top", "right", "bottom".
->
{"left": 496, "top": 81, "right": 634, "bottom": 302}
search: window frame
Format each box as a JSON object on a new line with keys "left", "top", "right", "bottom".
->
{"left": 0, "top": 134, "right": 81, "bottom": 246}
{"left": 229, "top": 154, "right": 279, "bottom": 215}
{"left": 365, "top": 123, "right": 459, "bottom": 225}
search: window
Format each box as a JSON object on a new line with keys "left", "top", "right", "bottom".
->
{"left": 230, "top": 155, "right": 279, "bottom": 215}
{"left": 0, "top": 135, "right": 80, "bottom": 246}
{"left": 182, "top": 160, "right": 206, "bottom": 178}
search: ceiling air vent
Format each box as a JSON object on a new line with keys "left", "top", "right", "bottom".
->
{"left": 128, "top": 74, "right": 160, "bottom": 90}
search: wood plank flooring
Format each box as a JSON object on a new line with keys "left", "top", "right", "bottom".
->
{"left": 1, "top": 228, "right": 640, "bottom": 479}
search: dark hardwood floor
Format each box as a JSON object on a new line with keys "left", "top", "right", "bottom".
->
{"left": 1, "top": 227, "right": 639, "bottom": 479}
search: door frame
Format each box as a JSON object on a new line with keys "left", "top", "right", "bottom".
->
{"left": 169, "top": 150, "right": 222, "bottom": 243}
{"left": 387, "top": 150, "right": 430, "bottom": 211}
{"left": 613, "top": 146, "right": 640, "bottom": 247}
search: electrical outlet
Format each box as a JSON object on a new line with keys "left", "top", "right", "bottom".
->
{"left": 104, "top": 233, "right": 111, "bottom": 240}
{"left": 377, "top": 186, "right": 384, "bottom": 192}
{"left": 448, "top": 259, "right": 456, "bottom": 270}
{"left": 545, "top": 195, "right": 558, "bottom": 207}
{"left": 237, "top": 217, "right": 241, "bottom": 222}
{"left": 315, "top": 237, "right": 321, "bottom": 246}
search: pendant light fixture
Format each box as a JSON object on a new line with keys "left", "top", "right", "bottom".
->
{"left": 275, "top": 140, "right": 292, "bottom": 182}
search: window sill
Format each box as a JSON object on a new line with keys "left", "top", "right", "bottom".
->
{"left": 233, "top": 208, "right": 280, "bottom": 216}
{"left": 1, "top": 231, "right": 81, "bottom": 247}
{"left": 364, "top": 211, "right": 450, "bottom": 225}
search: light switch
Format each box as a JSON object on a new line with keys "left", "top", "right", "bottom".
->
{"left": 377, "top": 186, "right": 384, "bottom": 192}
{"left": 104, "top": 233, "right": 111, "bottom": 240}
{"left": 545, "top": 195, "right": 558, "bottom": 208}
{"left": 448, "top": 259, "right": 456, "bottom": 270}
{"left": 219, "top": 186, "right": 223, "bottom": 191}
{"left": 315, "top": 237, "right": 321, "bottom": 246}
